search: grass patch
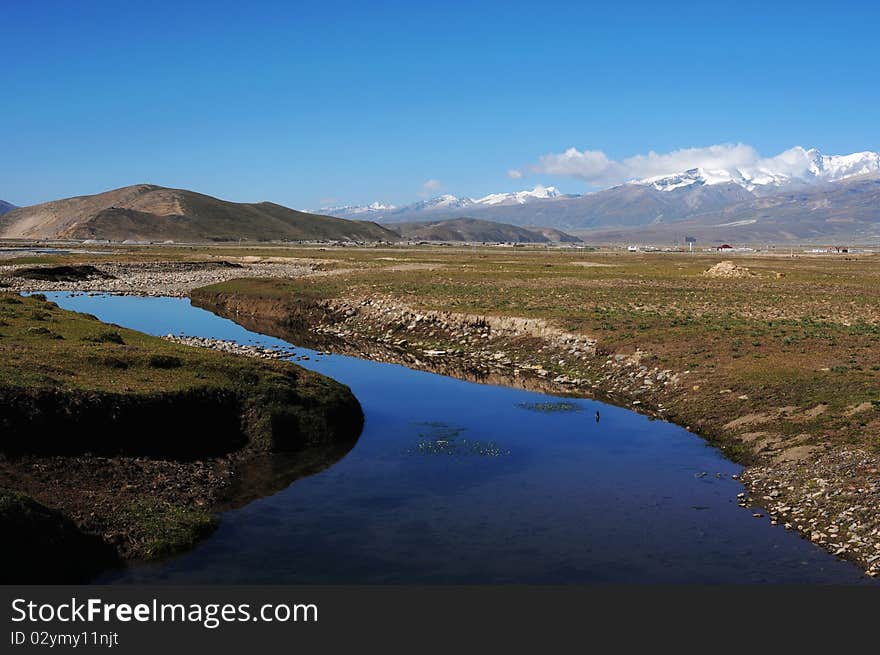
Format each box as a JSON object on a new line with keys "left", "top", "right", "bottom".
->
{"left": 148, "top": 354, "right": 183, "bottom": 369}
{"left": 118, "top": 500, "right": 218, "bottom": 560}
{"left": 11, "top": 265, "right": 113, "bottom": 282}
{"left": 0, "top": 292, "right": 363, "bottom": 456}
{"left": 83, "top": 329, "right": 125, "bottom": 344}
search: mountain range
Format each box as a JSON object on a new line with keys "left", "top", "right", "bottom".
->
{"left": 319, "top": 148, "right": 880, "bottom": 243}
{"left": 581, "top": 175, "right": 880, "bottom": 244}
{"left": 4, "top": 147, "right": 878, "bottom": 245}
{"left": 322, "top": 185, "right": 568, "bottom": 220}
{"left": 389, "top": 218, "right": 581, "bottom": 243}
{"left": 0, "top": 186, "right": 582, "bottom": 244}
{"left": 0, "top": 185, "right": 398, "bottom": 242}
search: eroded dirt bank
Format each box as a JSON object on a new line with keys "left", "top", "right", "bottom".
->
{"left": 0, "top": 293, "right": 364, "bottom": 582}
{"left": 191, "top": 285, "right": 880, "bottom": 577}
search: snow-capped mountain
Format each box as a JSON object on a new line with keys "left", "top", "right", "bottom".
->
{"left": 0, "top": 200, "right": 17, "bottom": 215}
{"left": 318, "top": 186, "right": 561, "bottom": 220}
{"left": 814, "top": 149, "right": 880, "bottom": 179}
{"left": 405, "top": 194, "right": 476, "bottom": 211}
{"left": 317, "top": 201, "right": 397, "bottom": 217}
{"left": 474, "top": 185, "right": 563, "bottom": 206}
{"left": 641, "top": 148, "right": 880, "bottom": 194}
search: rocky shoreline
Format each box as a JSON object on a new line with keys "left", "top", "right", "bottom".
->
{"left": 0, "top": 259, "right": 316, "bottom": 297}
{"left": 161, "top": 334, "right": 300, "bottom": 360}
{"left": 191, "top": 287, "right": 880, "bottom": 578}
{"left": 742, "top": 451, "right": 880, "bottom": 573}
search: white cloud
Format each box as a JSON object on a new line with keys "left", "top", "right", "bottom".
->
{"left": 532, "top": 148, "right": 618, "bottom": 184}
{"left": 754, "top": 147, "right": 816, "bottom": 178}
{"left": 420, "top": 178, "right": 442, "bottom": 196}
{"left": 507, "top": 169, "right": 524, "bottom": 179}
{"left": 530, "top": 143, "right": 767, "bottom": 187}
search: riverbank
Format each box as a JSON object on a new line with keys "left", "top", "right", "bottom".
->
{"left": 0, "top": 292, "right": 363, "bottom": 580}
{"left": 188, "top": 249, "right": 880, "bottom": 577}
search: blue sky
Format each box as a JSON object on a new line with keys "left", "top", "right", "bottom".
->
{"left": 2, "top": 1, "right": 878, "bottom": 208}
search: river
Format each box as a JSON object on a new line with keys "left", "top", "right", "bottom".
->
{"left": 46, "top": 293, "right": 870, "bottom": 583}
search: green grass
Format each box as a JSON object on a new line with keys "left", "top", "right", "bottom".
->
{"left": 117, "top": 500, "right": 218, "bottom": 560}
{"left": 0, "top": 292, "right": 299, "bottom": 394}
{"left": 0, "top": 292, "right": 363, "bottom": 456}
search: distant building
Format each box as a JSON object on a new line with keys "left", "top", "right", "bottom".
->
{"left": 717, "top": 244, "right": 733, "bottom": 251}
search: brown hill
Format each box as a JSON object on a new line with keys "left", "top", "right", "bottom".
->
{"left": 0, "top": 185, "right": 398, "bottom": 242}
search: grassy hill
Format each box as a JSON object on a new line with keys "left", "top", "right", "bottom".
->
{"left": 0, "top": 184, "right": 399, "bottom": 242}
